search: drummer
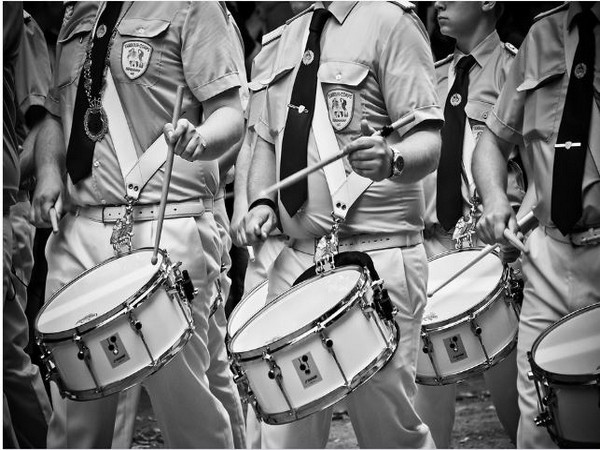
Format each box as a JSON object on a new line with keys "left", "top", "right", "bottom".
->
{"left": 239, "top": 1, "right": 443, "bottom": 447}
{"left": 472, "top": 2, "right": 600, "bottom": 448}
{"left": 416, "top": 2, "right": 525, "bottom": 446}
{"left": 29, "top": 2, "right": 244, "bottom": 448}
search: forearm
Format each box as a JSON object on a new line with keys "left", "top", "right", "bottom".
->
{"left": 233, "top": 131, "right": 255, "bottom": 214}
{"left": 217, "top": 133, "right": 244, "bottom": 181}
{"left": 248, "top": 135, "right": 276, "bottom": 204}
{"left": 472, "top": 127, "right": 513, "bottom": 208}
{"left": 392, "top": 125, "right": 441, "bottom": 183}
{"left": 35, "top": 115, "right": 66, "bottom": 182}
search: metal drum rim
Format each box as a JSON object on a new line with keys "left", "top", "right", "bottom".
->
{"left": 35, "top": 248, "right": 170, "bottom": 342}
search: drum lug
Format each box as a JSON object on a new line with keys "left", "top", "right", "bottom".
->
{"left": 72, "top": 333, "right": 103, "bottom": 395}
{"left": 262, "top": 350, "right": 296, "bottom": 419}
{"left": 420, "top": 332, "right": 444, "bottom": 385}
{"left": 318, "top": 325, "right": 349, "bottom": 387}
{"left": 469, "top": 314, "right": 491, "bottom": 366}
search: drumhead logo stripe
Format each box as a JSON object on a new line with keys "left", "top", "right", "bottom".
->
{"left": 293, "top": 352, "right": 323, "bottom": 388}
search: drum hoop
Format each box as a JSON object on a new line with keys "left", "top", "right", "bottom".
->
{"left": 530, "top": 302, "right": 600, "bottom": 385}
{"left": 35, "top": 248, "right": 170, "bottom": 342}
{"left": 58, "top": 326, "right": 193, "bottom": 401}
{"left": 227, "top": 279, "right": 269, "bottom": 337}
{"left": 229, "top": 265, "right": 369, "bottom": 361}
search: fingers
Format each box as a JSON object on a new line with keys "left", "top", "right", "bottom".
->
{"left": 164, "top": 119, "right": 198, "bottom": 162}
{"left": 360, "top": 119, "right": 376, "bottom": 136}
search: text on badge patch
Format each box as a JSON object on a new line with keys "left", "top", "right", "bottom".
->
{"left": 122, "top": 41, "right": 153, "bottom": 80}
{"left": 326, "top": 89, "right": 354, "bottom": 131}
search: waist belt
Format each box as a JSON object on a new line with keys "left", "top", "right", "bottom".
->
{"left": 544, "top": 226, "right": 600, "bottom": 246}
{"left": 291, "top": 231, "right": 423, "bottom": 255}
{"left": 77, "top": 199, "right": 213, "bottom": 224}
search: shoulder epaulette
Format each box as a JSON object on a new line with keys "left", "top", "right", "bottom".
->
{"left": 285, "top": 5, "right": 314, "bottom": 25}
{"left": 387, "top": 0, "right": 415, "bottom": 12}
{"left": 434, "top": 53, "right": 453, "bottom": 69}
{"left": 533, "top": 2, "right": 569, "bottom": 22}
{"left": 502, "top": 41, "right": 518, "bottom": 56}
{"left": 261, "top": 24, "right": 285, "bottom": 46}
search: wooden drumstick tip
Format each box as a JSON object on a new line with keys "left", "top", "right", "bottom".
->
{"left": 49, "top": 208, "right": 59, "bottom": 234}
{"left": 247, "top": 245, "right": 256, "bottom": 262}
{"left": 151, "top": 254, "right": 158, "bottom": 265}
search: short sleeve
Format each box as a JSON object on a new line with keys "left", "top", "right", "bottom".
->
{"left": 181, "top": 3, "right": 241, "bottom": 102}
{"left": 486, "top": 36, "right": 528, "bottom": 147}
{"left": 377, "top": 12, "right": 444, "bottom": 136}
{"left": 16, "top": 16, "right": 52, "bottom": 117}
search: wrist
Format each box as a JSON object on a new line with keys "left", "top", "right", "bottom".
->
{"left": 194, "top": 127, "right": 208, "bottom": 160}
{"left": 248, "top": 198, "right": 278, "bottom": 214}
{"left": 388, "top": 146, "right": 404, "bottom": 179}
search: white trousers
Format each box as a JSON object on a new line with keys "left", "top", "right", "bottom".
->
{"left": 414, "top": 229, "right": 519, "bottom": 447}
{"left": 44, "top": 212, "right": 234, "bottom": 448}
{"left": 515, "top": 228, "right": 600, "bottom": 448}
{"left": 258, "top": 244, "right": 435, "bottom": 449}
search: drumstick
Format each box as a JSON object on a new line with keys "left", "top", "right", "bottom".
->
{"left": 247, "top": 245, "right": 256, "bottom": 262}
{"left": 258, "top": 113, "right": 416, "bottom": 199}
{"left": 49, "top": 194, "right": 62, "bottom": 234}
{"left": 49, "top": 208, "right": 59, "bottom": 234}
{"left": 427, "top": 210, "right": 536, "bottom": 298}
{"left": 152, "top": 86, "right": 185, "bottom": 265}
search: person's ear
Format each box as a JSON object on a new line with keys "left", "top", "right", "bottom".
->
{"left": 481, "top": 1, "right": 496, "bottom": 13}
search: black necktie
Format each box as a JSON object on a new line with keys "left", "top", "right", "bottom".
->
{"left": 437, "top": 55, "right": 477, "bottom": 231}
{"left": 551, "top": 10, "right": 597, "bottom": 235}
{"left": 66, "top": 2, "right": 123, "bottom": 184}
{"left": 279, "top": 8, "right": 331, "bottom": 217}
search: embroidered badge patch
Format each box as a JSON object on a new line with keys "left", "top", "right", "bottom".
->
{"left": 326, "top": 89, "right": 354, "bottom": 131}
{"left": 122, "top": 41, "right": 153, "bottom": 80}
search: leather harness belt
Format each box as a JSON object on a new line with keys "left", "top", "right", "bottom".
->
{"left": 543, "top": 225, "right": 600, "bottom": 246}
{"left": 291, "top": 231, "right": 423, "bottom": 255}
{"left": 77, "top": 198, "right": 213, "bottom": 223}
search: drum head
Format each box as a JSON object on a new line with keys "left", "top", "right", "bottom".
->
{"left": 228, "top": 280, "right": 269, "bottom": 337}
{"left": 37, "top": 249, "right": 164, "bottom": 335}
{"left": 230, "top": 267, "right": 362, "bottom": 353}
{"left": 534, "top": 303, "right": 600, "bottom": 376}
{"left": 425, "top": 249, "right": 503, "bottom": 325}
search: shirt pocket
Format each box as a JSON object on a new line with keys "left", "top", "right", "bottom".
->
{"left": 247, "top": 80, "right": 267, "bottom": 127}
{"left": 113, "top": 18, "right": 171, "bottom": 87}
{"left": 516, "top": 67, "right": 566, "bottom": 144}
{"left": 56, "top": 19, "right": 95, "bottom": 88}
{"left": 318, "top": 61, "right": 369, "bottom": 134}
{"left": 261, "top": 64, "right": 295, "bottom": 139}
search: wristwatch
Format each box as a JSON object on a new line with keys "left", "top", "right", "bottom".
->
{"left": 389, "top": 147, "right": 404, "bottom": 179}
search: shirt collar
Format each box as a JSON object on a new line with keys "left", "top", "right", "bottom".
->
{"left": 314, "top": 1, "right": 357, "bottom": 24}
{"left": 567, "top": 2, "right": 600, "bottom": 31}
{"left": 453, "top": 30, "right": 500, "bottom": 70}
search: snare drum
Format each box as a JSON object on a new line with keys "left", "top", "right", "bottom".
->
{"left": 227, "top": 280, "right": 269, "bottom": 338}
{"left": 35, "top": 248, "right": 194, "bottom": 401}
{"left": 228, "top": 265, "right": 398, "bottom": 425}
{"left": 417, "top": 248, "right": 521, "bottom": 385}
{"left": 528, "top": 303, "right": 600, "bottom": 448}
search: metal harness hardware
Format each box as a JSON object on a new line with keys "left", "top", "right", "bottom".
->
{"left": 110, "top": 196, "right": 135, "bottom": 255}
{"left": 315, "top": 215, "right": 343, "bottom": 275}
{"left": 452, "top": 197, "right": 480, "bottom": 249}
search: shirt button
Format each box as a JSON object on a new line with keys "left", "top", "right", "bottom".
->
{"left": 93, "top": 160, "right": 100, "bottom": 168}
{"left": 101, "top": 199, "right": 107, "bottom": 205}
{"left": 137, "top": 27, "right": 145, "bottom": 34}
{"left": 335, "top": 73, "right": 342, "bottom": 81}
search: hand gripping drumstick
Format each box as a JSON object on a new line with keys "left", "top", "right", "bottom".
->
{"left": 258, "top": 113, "right": 416, "bottom": 199}
{"left": 152, "top": 86, "right": 185, "bottom": 265}
{"left": 427, "top": 210, "right": 537, "bottom": 298}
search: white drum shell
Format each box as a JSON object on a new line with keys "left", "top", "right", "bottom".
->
{"left": 417, "top": 249, "right": 519, "bottom": 385}
{"left": 227, "top": 280, "right": 269, "bottom": 338}
{"left": 229, "top": 267, "right": 397, "bottom": 424}
{"left": 530, "top": 303, "right": 600, "bottom": 447}
{"left": 36, "top": 250, "right": 193, "bottom": 400}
